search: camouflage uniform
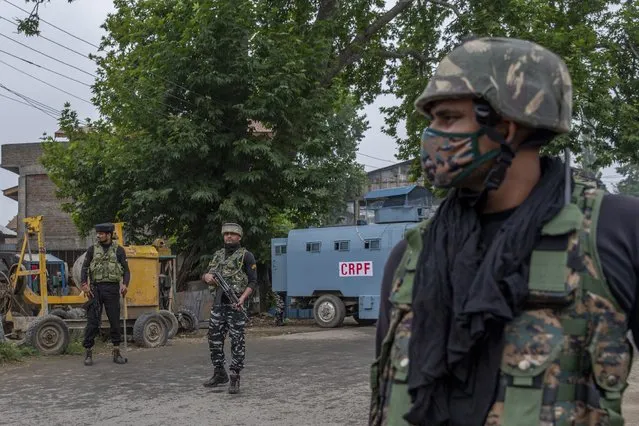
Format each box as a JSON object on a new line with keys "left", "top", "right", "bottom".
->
{"left": 203, "top": 222, "right": 256, "bottom": 394}
{"left": 370, "top": 38, "right": 632, "bottom": 425}
{"left": 273, "top": 292, "right": 285, "bottom": 326}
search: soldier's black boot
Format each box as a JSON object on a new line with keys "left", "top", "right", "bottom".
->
{"left": 112, "top": 348, "right": 127, "bottom": 364}
{"left": 83, "top": 349, "right": 93, "bottom": 366}
{"left": 228, "top": 371, "right": 240, "bottom": 394}
{"left": 203, "top": 367, "right": 229, "bottom": 388}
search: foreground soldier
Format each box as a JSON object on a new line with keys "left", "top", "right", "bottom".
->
{"left": 80, "top": 223, "right": 130, "bottom": 366}
{"left": 202, "top": 222, "right": 257, "bottom": 394}
{"left": 370, "top": 37, "right": 639, "bottom": 425}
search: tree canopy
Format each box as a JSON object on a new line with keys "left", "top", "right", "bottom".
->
{"left": 21, "top": 0, "right": 638, "bottom": 286}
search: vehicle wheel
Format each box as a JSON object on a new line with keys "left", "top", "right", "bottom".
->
{"left": 25, "top": 314, "right": 70, "bottom": 355}
{"left": 353, "top": 313, "right": 377, "bottom": 326}
{"left": 48, "top": 308, "right": 71, "bottom": 319}
{"left": 158, "top": 310, "right": 179, "bottom": 339}
{"left": 132, "top": 312, "right": 167, "bottom": 348}
{"left": 175, "top": 308, "right": 198, "bottom": 333}
{"left": 313, "top": 294, "right": 346, "bottom": 328}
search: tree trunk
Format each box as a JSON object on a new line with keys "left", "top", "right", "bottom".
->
{"left": 176, "top": 244, "right": 203, "bottom": 291}
{"left": 256, "top": 262, "right": 271, "bottom": 313}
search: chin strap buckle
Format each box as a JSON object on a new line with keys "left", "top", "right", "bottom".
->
{"left": 484, "top": 143, "right": 515, "bottom": 191}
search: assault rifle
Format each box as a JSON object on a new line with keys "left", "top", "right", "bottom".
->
{"left": 212, "top": 271, "right": 249, "bottom": 321}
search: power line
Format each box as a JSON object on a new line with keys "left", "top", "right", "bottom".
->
{"left": 0, "top": 82, "right": 89, "bottom": 127}
{"left": 0, "top": 4, "right": 219, "bottom": 109}
{"left": 0, "top": 59, "right": 93, "bottom": 105}
{"left": 0, "top": 82, "right": 60, "bottom": 119}
{"left": 358, "top": 152, "right": 396, "bottom": 163}
{"left": 0, "top": 15, "right": 94, "bottom": 60}
{"left": 0, "top": 0, "right": 255, "bottom": 118}
{"left": 0, "top": 49, "right": 92, "bottom": 86}
{"left": 1, "top": 0, "right": 100, "bottom": 49}
{"left": 0, "top": 92, "right": 35, "bottom": 108}
{"left": 0, "top": 31, "right": 96, "bottom": 78}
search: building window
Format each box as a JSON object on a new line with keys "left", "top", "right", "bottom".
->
{"left": 306, "top": 242, "right": 321, "bottom": 253}
{"left": 364, "top": 239, "right": 381, "bottom": 250}
{"left": 275, "top": 245, "right": 287, "bottom": 255}
{"left": 334, "top": 240, "right": 350, "bottom": 251}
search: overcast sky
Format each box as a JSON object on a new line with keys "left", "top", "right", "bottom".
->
{"left": 0, "top": 0, "right": 622, "bottom": 228}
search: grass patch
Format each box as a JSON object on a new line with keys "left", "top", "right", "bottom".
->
{"left": 0, "top": 342, "right": 37, "bottom": 364}
{"left": 64, "top": 337, "right": 85, "bottom": 355}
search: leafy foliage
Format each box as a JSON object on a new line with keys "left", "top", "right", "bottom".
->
{"left": 31, "top": 0, "right": 639, "bottom": 287}
{"left": 380, "top": 0, "right": 639, "bottom": 181}
{"left": 616, "top": 163, "right": 639, "bottom": 197}
{"left": 41, "top": 0, "right": 375, "bottom": 284}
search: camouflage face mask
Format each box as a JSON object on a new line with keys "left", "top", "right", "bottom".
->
{"left": 420, "top": 127, "right": 500, "bottom": 188}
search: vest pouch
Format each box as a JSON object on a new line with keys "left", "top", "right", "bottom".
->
{"left": 527, "top": 204, "right": 584, "bottom": 309}
{"left": 385, "top": 311, "right": 413, "bottom": 425}
{"left": 490, "top": 309, "right": 564, "bottom": 426}
{"left": 583, "top": 294, "right": 632, "bottom": 426}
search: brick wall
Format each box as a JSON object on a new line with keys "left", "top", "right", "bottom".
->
{"left": 1, "top": 142, "right": 45, "bottom": 171}
{"left": 24, "top": 174, "right": 88, "bottom": 250}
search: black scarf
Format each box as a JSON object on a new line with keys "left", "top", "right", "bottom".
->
{"left": 405, "top": 156, "right": 567, "bottom": 425}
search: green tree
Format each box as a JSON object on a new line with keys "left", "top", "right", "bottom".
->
{"left": 40, "top": 0, "right": 385, "bottom": 299}
{"left": 616, "top": 164, "right": 639, "bottom": 197}
{"left": 377, "top": 0, "right": 639, "bottom": 182}
{"left": 29, "top": 0, "right": 639, "bottom": 296}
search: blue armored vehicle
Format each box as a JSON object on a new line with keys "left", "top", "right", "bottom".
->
{"left": 271, "top": 184, "right": 437, "bottom": 328}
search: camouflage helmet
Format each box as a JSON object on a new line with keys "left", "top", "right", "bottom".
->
{"left": 415, "top": 37, "right": 573, "bottom": 134}
{"left": 221, "top": 222, "right": 243, "bottom": 237}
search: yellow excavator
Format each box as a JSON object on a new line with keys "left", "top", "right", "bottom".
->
{"left": 0, "top": 216, "right": 198, "bottom": 355}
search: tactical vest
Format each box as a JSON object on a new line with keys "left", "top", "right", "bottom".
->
{"left": 207, "top": 247, "right": 249, "bottom": 296}
{"left": 89, "top": 243, "right": 123, "bottom": 283}
{"left": 369, "top": 177, "right": 633, "bottom": 426}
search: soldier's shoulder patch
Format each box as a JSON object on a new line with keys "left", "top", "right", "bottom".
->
{"left": 251, "top": 263, "right": 257, "bottom": 270}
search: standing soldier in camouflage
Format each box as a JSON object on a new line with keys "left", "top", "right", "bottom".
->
{"left": 273, "top": 291, "right": 285, "bottom": 326}
{"left": 370, "top": 37, "right": 639, "bottom": 425}
{"left": 80, "top": 223, "right": 130, "bottom": 366}
{"left": 202, "top": 222, "right": 257, "bottom": 394}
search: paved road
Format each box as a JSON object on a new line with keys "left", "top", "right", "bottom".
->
{"left": 0, "top": 326, "right": 375, "bottom": 426}
{"left": 3, "top": 325, "right": 639, "bottom": 426}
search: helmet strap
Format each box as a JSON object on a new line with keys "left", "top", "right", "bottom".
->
{"left": 464, "top": 126, "right": 516, "bottom": 208}
{"left": 483, "top": 127, "right": 516, "bottom": 191}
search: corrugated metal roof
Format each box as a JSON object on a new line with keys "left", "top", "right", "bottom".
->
{"left": 7, "top": 215, "right": 17, "bottom": 231}
{"left": 0, "top": 224, "right": 16, "bottom": 236}
{"left": 363, "top": 184, "right": 417, "bottom": 200}
{"left": 14, "top": 253, "right": 64, "bottom": 263}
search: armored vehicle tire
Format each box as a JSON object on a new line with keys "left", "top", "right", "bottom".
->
{"left": 133, "top": 312, "right": 168, "bottom": 348}
{"left": 176, "top": 308, "right": 198, "bottom": 333}
{"left": 313, "top": 294, "right": 346, "bottom": 328}
{"left": 158, "top": 310, "right": 179, "bottom": 339}
{"left": 25, "top": 314, "right": 70, "bottom": 355}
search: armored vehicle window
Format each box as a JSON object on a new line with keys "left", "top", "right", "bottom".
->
{"left": 334, "top": 240, "right": 350, "bottom": 251}
{"left": 306, "top": 242, "right": 321, "bottom": 253}
{"left": 275, "top": 245, "right": 287, "bottom": 255}
{"left": 364, "top": 239, "right": 381, "bottom": 250}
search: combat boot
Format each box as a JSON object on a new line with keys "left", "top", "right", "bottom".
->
{"left": 203, "top": 367, "right": 229, "bottom": 388}
{"left": 112, "top": 347, "right": 127, "bottom": 364}
{"left": 228, "top": 372, "right": 240, "bottom": 394}
{"left": 83, "top": 349, "right": 93, "bottom": 366}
